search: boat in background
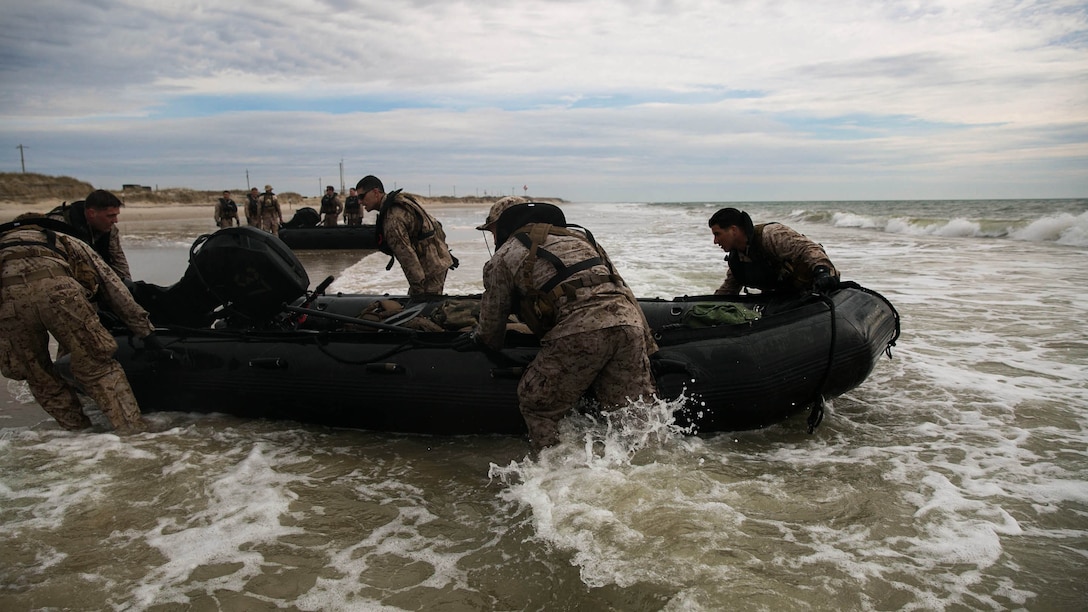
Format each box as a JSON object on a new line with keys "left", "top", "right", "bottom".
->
{"left": 277, "top": 206, "right": 377, "bottom": 250}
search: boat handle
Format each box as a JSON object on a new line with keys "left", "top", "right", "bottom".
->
{"left": 366, "top": 363, "right": 405, "bottom": 374}
{"left": 491, "top": 367, "right": 524, "bottom": 379}
{"left": 249, "top": 358, "right": 287, "bottom": 369}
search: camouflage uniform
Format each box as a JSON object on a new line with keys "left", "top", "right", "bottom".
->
{"left": 343, "top": 192, "right": 362, "bottom": 226}
{"left": 319, "top": 191, "right": 342, "bottom": 227}
{"left": 257, "top": 189, "right": 282, "bottom": 236}
{"left": 245, "top": 191, "right": 261, "bottom": 226}
{"left": 47, "top": 201, "right": 132, "bottom": 282}
{"left": 716, "top": 222, "right": 838, "bottom": 295}
{"left": 377, "top": 192, "right": 453, "bottom": 296}
{"left": 0, "top": 226, "right": 155, "bottom": 432}
{"left": 478, "top": 225, "right": 658, "bottom": 452}
{"left": 214, "top": 197, "right": 240, "bottom": 229}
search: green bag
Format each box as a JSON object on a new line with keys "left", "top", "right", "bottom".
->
{"left": 432, "top": 299, "right": 480, "bottom": 331}
{"left": 681, "top": 303, "right": 761, "bottom": 328}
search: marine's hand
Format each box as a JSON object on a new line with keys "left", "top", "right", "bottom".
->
{"left": 452, "top": 330, "right": 481, "bottom": 352}
{"left": 140, "top": 333, "right": 177, "bottom": 362}
{"left": 812, "top": 266, "right": 838, "bottom": 294}
{"left": 142, "top": 333, "right": 165, "bottom": 352}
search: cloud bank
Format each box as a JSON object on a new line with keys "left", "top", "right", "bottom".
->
{"left": 1, "top": 0, "right": 1085, "bottom": 201}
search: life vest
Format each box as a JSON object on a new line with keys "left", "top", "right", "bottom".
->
{"left": 320, "top": 193, "right": 339, "bottom": 214}
{"left": 219, "top": 198, "right": 238, "bottom": 216}
{"left": 374, "top": 190, "right": 442, "bottom": 258}
{"left": 0, "top": 221, "right": 99, "bottom": 296}
{"left": 507, "top": 221, "right": 624, "bottom": 336}
{"left": 0, "top": 224, "right": 67, "bottom": 263}
{"left": 343, "top": 195, "right": 360, "bottom": 213}
{"left": 46, "top": 201, "right": 116, "bottom": 270}
{"left": 246, "top": 194, "right": 260, "bottom": 217}
{"left": 727, "top": 222, "right": 800, "bottom": 292}
{"left": 259, "top": 193, "right": 277, "bottom": 214}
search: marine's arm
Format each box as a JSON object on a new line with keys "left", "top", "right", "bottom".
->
{"left": 61, "top": 235, "right": 153, "bottom": 337}
{"left": 384, "top": 209, "right": 427, "bottom": 292}
{"left": 762, "top": 223, "right": 836, "bottom": 277}
{"left": 107, "top": 226, "right": 132, "bottom": 283}
{"left": 477, "top": 253, "right": 516, "bottom": 351}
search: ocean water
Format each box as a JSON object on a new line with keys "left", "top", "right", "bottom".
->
{"left": 1, "top": 199, "right": 1086, "bottom": 610}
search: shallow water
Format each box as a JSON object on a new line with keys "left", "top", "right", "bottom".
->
{"left": 2, "top": 199, "right": 1086, "bottom": 610}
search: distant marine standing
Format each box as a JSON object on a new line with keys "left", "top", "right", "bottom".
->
{"left": 245, "top": 187, "right": 261, "bottom": 226}
{"left": 319, "top": 186, "right": 342, "bottom": 227}
{"left": 257, "top": 185, "right": 283, "bottom": 236}
{"left": 343, "top": 187, "right": 362, "bottom": 226}
{"left": 215, "top": 190, "right": 240, "bottom": 229}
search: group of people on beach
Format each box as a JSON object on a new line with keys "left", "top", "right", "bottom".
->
{"left": 1, "top": 178, "right": 838, "bottom": 455}
{"left": 214, "top": 186, "right": 283, "bottom": 235}
{"left": 214, "top": 185, "right": 367, "bottom": 232}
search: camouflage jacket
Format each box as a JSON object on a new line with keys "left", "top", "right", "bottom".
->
{"left": 0, "top": 227, "right": 153, "bottom": 337}
{"left": 478, "top": 229, "right": 657, "bottom": 352}
{"left": 376, "top": 192, "right": 453, "bottom": 294}
{"left": 716, "top": 222, "right": 837, "bottom": 295}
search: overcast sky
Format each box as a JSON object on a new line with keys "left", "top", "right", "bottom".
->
{"left": 1, "top": 0, "right": 1085, "bottom": 202}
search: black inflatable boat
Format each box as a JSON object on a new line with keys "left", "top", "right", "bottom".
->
{"left": 277, "top": 207, "right": 377, "bottom": 250}
{"left": 108, "top": 227, "right": 899, "bottom": 435}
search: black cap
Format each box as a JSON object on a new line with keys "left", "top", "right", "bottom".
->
{"left": 356, "top": 175, "right": 384, "bottom": 194}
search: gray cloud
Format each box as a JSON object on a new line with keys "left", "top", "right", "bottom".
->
{"left": 1, "top": 0, "right": 1085, "bottom": 200}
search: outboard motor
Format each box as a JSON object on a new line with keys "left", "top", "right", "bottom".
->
{"left": 132, "top": 227, "right": 309, "bottom": 327}
{"left": 282, "top": 207, "right": 320, "bottom": 228}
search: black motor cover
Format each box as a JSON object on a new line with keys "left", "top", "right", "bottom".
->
{"left": 282, "top": 207, "right": 320, "bottom": 228}
{"left": 190, "top": 226, "right": 309, "bottom": 321}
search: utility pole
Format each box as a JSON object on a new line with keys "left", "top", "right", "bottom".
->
{"left": 245, "top": 169, "right": 250, "bottom": 190}
{"left": 339, "top": 159, "right": 345, "bottom": 194}
{"left": 16, "top": 144, "right": 27, "bottom": 173}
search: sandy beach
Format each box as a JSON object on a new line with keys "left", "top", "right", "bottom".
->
{"left": 1, "top": 200, "right": 207, "bottom": 223}
{"left": 0, "top": 195, "right": 497, "bottom": 225}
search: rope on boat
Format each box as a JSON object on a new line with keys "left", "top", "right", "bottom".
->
{"left": 808, "top": 292, "right": 836, "bottom": 434}
{"left": 806, "top": 282, "right": 902, "bottom": 433}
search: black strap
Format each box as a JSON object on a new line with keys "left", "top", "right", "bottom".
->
{"left": 514, "top": 234, "right": 604, "bottom": 290}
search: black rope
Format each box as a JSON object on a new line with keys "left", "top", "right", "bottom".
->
{"left": 808, "top": 293, "right": 837, "bottom": 433}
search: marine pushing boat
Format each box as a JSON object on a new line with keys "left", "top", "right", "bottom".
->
{"left": 102, "top": 226, "right": 899, "bottom": 435}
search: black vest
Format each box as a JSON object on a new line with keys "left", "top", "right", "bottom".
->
{"left": 48, "top": 201, "right": 114, "bottom": 269}
{"left": 374, "top": 190, "right": 437, "bottom": 257}
{"left": 726, "top": 223, "right": 793, "bottom": 292}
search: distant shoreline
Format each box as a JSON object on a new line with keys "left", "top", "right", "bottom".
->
{"left": 0, "top": 195, "right": 568, "bottom": 224}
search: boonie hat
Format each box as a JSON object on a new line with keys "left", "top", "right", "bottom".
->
{"left": 264, "top": 184, "right": 273, "bottom": 192}
{"left": 477, "top": 196, "right": 528, "bottom": 231}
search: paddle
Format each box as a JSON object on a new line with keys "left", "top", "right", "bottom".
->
{"left": 282, "top": 304, "right": 418, "bottom": 334}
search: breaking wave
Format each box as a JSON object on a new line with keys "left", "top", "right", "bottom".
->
{"left": 786, "top": 208, "right": 1088, "bottom": 247}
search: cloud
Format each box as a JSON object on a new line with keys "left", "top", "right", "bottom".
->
{"left": 0, "top": 0, "right": 1085, "bottom": 200}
